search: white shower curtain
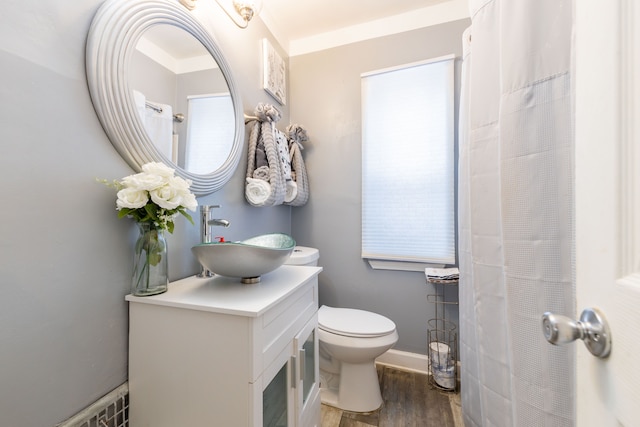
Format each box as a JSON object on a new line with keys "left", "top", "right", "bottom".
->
{"left": 458, "top": 1, "right": 575, "bottom": 425}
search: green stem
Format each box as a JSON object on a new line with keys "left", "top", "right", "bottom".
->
{"left": 135, "top": 246, "right": 151, "bottom": 292}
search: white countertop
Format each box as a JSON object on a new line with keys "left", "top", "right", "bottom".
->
{"left": 125, "top": 265, "right": 322, "bottom": 317}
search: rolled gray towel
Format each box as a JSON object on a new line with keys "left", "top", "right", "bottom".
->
{"left": 253, "top": 166, "right": 270, "bottom": 181}
{"left": 255, "top": 139, "right": 268, "bottom": 169}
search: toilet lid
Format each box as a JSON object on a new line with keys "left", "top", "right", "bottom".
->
{"left": 318, "top": 306, "right": 396, "bottom": 338}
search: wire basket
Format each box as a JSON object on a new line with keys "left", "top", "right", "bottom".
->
{"left": 427, "top": 319, "right": 457, "bottom": 391}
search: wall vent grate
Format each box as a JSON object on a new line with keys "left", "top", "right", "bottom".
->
{"left": 55, "top": 382, "right": 128, "bottom": 427}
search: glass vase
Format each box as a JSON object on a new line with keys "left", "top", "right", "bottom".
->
{"left": 132, "top": 222, "right": 168, "bottom": 296}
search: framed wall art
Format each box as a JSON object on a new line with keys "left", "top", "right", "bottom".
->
{"left": 262, "top": 39, "right": 286, "bottom": 105}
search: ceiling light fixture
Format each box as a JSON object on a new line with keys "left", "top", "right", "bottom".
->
{"left": 178, "top": 0, "right": 263, "bottom": 29}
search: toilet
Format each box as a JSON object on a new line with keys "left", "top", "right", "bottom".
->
{"left": 285, "top": 247, "right": 399, "bottom": 413}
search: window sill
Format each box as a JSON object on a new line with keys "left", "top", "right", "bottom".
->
{"left": 366, "top": 259, "right": 446, "bottom": 272}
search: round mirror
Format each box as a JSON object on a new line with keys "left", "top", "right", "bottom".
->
{"left": 86, "top": 0, "right": 244, "bottom": 195}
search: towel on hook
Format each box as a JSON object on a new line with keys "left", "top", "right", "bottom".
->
{"left": 144, "top": 103, "right": 174, "bottom": 161}
{"left": 284, "top": 124, "right": 310, "bottom": 206}
{"left": 133, "top": 90, "right": 174, "bottom": 161}
{"left": 244, "top": 103, "right": 287, "bottom": 207}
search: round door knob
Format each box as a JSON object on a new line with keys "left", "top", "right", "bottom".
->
{"left": 541, "top": 307, "right": 611, "bottom": 358}
{"left": 542, "top": 312, "right": 585, "bottom": 345}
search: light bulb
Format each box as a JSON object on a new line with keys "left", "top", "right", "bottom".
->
{"left": 232, "top": 0, "right": 263, "bottom": 23}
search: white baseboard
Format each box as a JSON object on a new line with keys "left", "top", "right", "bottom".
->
{"left": 375, "top": 349, "right": 430, "bottom": 375}
{"left": 376, "top": 349, "right": 462, "bottom": 381}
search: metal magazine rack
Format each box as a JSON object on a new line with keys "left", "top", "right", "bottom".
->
{"left": 427, "top": 277, "right": 458, "bottom": 391}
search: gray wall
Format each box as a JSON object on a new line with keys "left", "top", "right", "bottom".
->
{"left": 289, "top": 19, "right": 470, "bottom": 354}
{"left": 130, "top": 50, "right": 177, "bottom": 106}
{"left": 0, "top": 1, "right": 290, "bottom": 425}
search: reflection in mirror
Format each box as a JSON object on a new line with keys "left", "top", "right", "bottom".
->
{"left": 184, "top": 93, "right": 234, "bottom": 174}
{"left": 129, "top": 25, "right": 236, "bottom": 175}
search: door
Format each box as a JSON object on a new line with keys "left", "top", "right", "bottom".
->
{"left": 260, "top": 344, "right": 295, "bottom": 427}
{"left": 574, "top": 1, "right": 640, "bottom": 425}
{"left": 294, "top": 313, "right": 320, "bottom": 427}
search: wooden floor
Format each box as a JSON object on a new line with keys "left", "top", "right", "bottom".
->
{"left": 320, "top": 365, "right": 463, "bottom": 427}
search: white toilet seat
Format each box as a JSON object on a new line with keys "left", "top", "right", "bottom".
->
{"left": 318, "top": 326, "right": 399, "bottom": 352}
{"left": 318, "top": 305, "right": 396, "bottom": 338}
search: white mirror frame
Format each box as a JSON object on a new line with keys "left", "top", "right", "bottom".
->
{"left": 86, "top": 0, "right": 244, "bottom": 196}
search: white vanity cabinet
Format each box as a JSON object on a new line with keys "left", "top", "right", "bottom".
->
{"left": 125, "top": 265, "right": 322, "bottom": 427}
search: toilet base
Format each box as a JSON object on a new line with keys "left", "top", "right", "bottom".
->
{"left": 320, "top": 361, "right": 383, "bottom": 413}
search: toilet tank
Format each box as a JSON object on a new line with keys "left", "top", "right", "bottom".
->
{"left": 285, "top": 246, "right": 319, "bottom": 266}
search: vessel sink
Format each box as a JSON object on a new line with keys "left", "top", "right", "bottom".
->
{"left": 191, "top": 233, "right": 296, "bottom": 283}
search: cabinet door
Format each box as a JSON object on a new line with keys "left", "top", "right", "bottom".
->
{"left": 262, "top": 343, "right": 295, "bottom": 427}
{"left": 294, "top": 313, "right": 320, "bottom": 427}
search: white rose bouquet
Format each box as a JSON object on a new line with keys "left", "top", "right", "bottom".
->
{"left": 100, "top": 162, "right": 198, "bottom": 232}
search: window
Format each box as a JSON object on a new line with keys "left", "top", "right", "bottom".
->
{"left": 185, "top": 93, "right": 234, "bottom": 174}
{"left": 361, "top": 55, "right": 455, "bottom": 270}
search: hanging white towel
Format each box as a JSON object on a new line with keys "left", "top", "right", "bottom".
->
{"left": 144, "top": 101, "right": 174, "bottom": 161}
{"left": 133, "top": 90, "right": 146, "bottom": 125}
{"left": 171, "top": 134, "right": 179, "bottom": 164}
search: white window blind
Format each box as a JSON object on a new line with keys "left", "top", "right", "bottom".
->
{"left": 361, "top": 55, "right": 455, "bottom": 266}
{"left": 185, "top": 93, "right": 234, "bottom": 174}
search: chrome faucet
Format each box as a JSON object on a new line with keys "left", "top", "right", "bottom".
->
{"left": 200, "top": 205, "right": 230, "bottom": 242}
{"left": 209, "top": 218, "right": 230, "bottom": 228}
{"left": 198, "top": 205, "right": 230, "bottom": 277}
